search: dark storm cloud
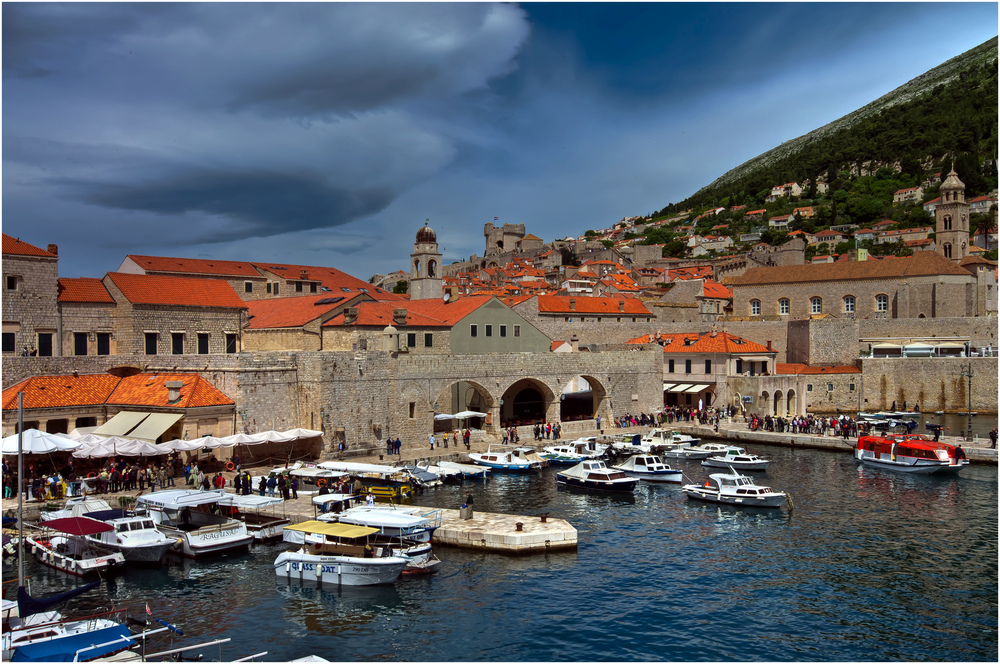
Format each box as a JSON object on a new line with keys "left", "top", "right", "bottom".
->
{"left": 78, "top": 169, "right": 394, "bottom": 242}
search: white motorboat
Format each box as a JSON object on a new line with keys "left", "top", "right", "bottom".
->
{"left": 275, "top": 521, "right": 409, "bottom": 586}
{"left": 469, "top": 445, "right": 547, "bottom": 471}
{"left": 701, "top": 447, "right": 771, "bottom": 471}
{"left": 542, "top": 437, "right": 608, "bottom": 463}
{"left": 38, "top": 496, "right": 113, "bottom": 522}
{"left": 225, "top": 494, "right": 289, "bottom": 541}
{"left": 78, "top": 509, "right": 178, "bottom": 564}
{"left": 682, "top": 471, "right": 788, "bottom": 508}
{"left": 436, "top": 460, "right": 491, "bottom": 479}
{"left": 415, "top": 460, "right": 463, "bottom": 482}
{"left": 690, "top": 442, "right": 738, "bottom": 455}
{"left": 555, "top": 459, "right": 638, "bottom": 492}
{"left": 2, "top": 598, "right": 133, "bottom": 662}
{"left": 319, "top": 506, "right": 443, "bottom": 575}
{"left": 855, "top": 434, "right": 969, "bottom": 475}
{"left": 640, "top": 428, "right": 701, "bottom": 451}
{"left": 136, "top": 489, "right": 253, "bottom": 558}
{"left": 612, "top": 455, "right": 683, "bottom": 483}
{"left": 26, "top": 517, "right": 126, "bottom": 576}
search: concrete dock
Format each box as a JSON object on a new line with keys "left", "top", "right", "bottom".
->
{"left": 416, "top": 507, "right": 576, "bottom": 553}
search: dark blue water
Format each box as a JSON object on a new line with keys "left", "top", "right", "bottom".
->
{"left": 7, "top": 445, "right": 998, "bottom": 662}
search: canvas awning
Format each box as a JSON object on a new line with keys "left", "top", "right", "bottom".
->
{"left": 684, "top": 384, "right": 708, "bottom": 393}
{"left": 662, "top": 383, "right": 676, "bottom": 392}
{"left": 93, "top": 411, "right": 150, "bottom": 437}
{"left": 667, "top": 384, "right": 693, "bottom": 393}
{"left": 127, "top": 413, "right": 183, "bottom": 441}
{"left": 284, "top": 520, "right": 378, "bottom": 538}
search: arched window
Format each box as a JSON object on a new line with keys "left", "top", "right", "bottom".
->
{"left": 428, "top": 260, "right": 437, "bottom": 278}
{"left": 843, "top": 295, "right": 855, "bottom": 314}
{"left": 810, "top": 297, "right": 822, "bottom": 315}
{"left": 943, "top": 214, "right": 952, "bottom": 231}
{"left": 750, "top": 299, "right": 761, "bottom": 316}
{"left": 943, "top": 243, "right": 952, "bottom": 258}
{"left": 875, "top": 294, "right": 888, "bottom": 312}
{"left": 779, "top": 299, "right": 790, "bottom": 315}
{"left": 412, "top": 259, "right": 420, "bottom": 277}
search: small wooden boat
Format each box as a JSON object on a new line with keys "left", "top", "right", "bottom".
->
{"left": 682, "top": 471, "right": 787, "bottom": 508}
{"left": 469, "top": 445, "right": 547, "bottom": 471}
{"left": 555, "top": 459, "right": 638, "bottom": 492}
{"left": 26, "top": 517, "right": 125, "bottom": 576}
{"left": 612, "top": 455, "right": 683, "bottom": 483}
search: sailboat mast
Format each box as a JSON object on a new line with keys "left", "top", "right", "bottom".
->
{"left": 17, "top": 391, "right": 24, "bottom": 586}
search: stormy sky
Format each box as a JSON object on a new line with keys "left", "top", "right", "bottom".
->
{"left": 3, "top": 2, "right": 997, "bottom": 280}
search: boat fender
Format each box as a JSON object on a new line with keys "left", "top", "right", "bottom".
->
{"left": 285, "top": 561, "right": 291, "bottom": 574}
{"left": 315, "top": 564, "right": 322, "bottom": 578}
{"left": 226, "top": 462, "right": 235, "bottom": 471}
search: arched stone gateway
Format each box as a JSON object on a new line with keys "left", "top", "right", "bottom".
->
{"left": 559, "top": 375, "right": 608, "bottom": 423}
{"left": 774, "top": 390, "right": 784, "bottom": 416}
{"left": 432, "top": 380, "right": 495, "bottom": 432}
{"left": 500, "top": 378, "right": 555, "bottom": 427}
{"left": 787, "top": 389, "right": 798, "bottom": 416}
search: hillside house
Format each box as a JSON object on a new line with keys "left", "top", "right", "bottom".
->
{"left": 893, "top": 186, "right": 924, "bottom": 204}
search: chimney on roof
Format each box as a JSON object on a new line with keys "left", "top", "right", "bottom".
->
{"left": 393, "top": 308, "right": 407, "bottom": 326}
{"left": 344, "top": 307, "right": 358, "bottom": 324}
{"left": 300, "top": 270, "right": 308, "bottom": 279}
{"left": 618, "top": 300, "right": 625, "bottom": 312}
{"left": 766, "top": 340, "right": 772, "bottom": 351}
{"left": 165, "top": 380, "right": 183, "bottom": 403}
{"left": 47, "top": 244, "right": 58, "bottom": 256}
{"left": 570, "top": 333, "right": 579, "bottom": 352}
{"left": 569, "top": 298, "right": 576, "bottom": 311}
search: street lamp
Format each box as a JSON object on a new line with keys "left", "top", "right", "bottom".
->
{"left": 960, "top": 364, "right": 973, "bottom": 440}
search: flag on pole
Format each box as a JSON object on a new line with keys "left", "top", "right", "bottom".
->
{"left": 493, "top": 216, "right": 498, "bottom": 220}
{"left": 145, "top": 603, "right": 152, "bottom": 615}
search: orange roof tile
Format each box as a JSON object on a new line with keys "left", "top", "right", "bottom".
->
{"left": 246, "top": 293, "right": 367, "bottom": 329}
{"left": 124, "top": 255, "right": 262, "bottom": 278}
{"left": 3, "top": 374, "right": 122, "bottom": 410}
{"left": 3, "top": 234, "right": 58, "bottom": 258}
{"left": 324, "top": 295, "right": 497, "bottom": 328}
{"left": 537, "top": 294, "right": 652, "bottom": 316}
{"left": 58, "top": 278, "right": 115, "bottom": 304}
{"left": 106, "top": 273, "right": 247, "bottom": 308}
{"left": 702, "top": 280, "right": 731, "bottom": 299}
{"left": 627, "top": 331, "right": 771, "bottom": 354}
{"left": 108, "top": 373, "right": 234, "bottom": 408}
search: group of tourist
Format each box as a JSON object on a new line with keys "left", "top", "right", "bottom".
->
{"left": 529, "top": 422, "right": 560, "bottom": 441}
{"left": 748, "top": 413, "right": 861, "bottom": 437}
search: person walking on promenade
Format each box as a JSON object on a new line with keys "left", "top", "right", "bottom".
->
{"left": 429, "top": 433, "right": 435, "bottom": 451}
{"left": 443, "top": 431, "right": 449, "bottom": 449}
{"left": 990, "top": 428, "right": 997, "bottom": 449}
{"left": 463, "top": 428, "right": 471, "bottom": 449}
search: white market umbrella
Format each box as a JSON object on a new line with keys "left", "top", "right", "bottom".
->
{"left": 255, "top": 430, "right": 297, "bottom": 443}
{"left": 117, "top": 439, "right": 169, "bottom": 456}
{"left": 220, "top": 432, "right": 269, "bottom": 446}
{"left": 158, "top": 438, "right": 208, "bottom": 452}
{"left": 1, "top": 429, "right": 81, "bottom": 455}
{"left": 72, "top": 439, "right": 116, "bottom": 459}
{"left": 433, "top": 413, "right": 456, "bottom": 420}
{"left": 281, "top": 428, "right": 323, "bottom": 439}
{"left": 454, "top": 411, "right": 488, "bottom": 419}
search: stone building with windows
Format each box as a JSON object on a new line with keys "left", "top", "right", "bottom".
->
{"left": 2, "top": 234, "right": 60, "bottom": 356}
{"left": 58, "top": 278, "right": 118, "bottom": 357}
{"left": 732, "top": 251, "right": 981, "bottom": 320}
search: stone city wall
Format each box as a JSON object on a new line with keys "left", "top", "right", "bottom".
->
{"left": 859, "top": 356, "right": 997, "bottom": 413}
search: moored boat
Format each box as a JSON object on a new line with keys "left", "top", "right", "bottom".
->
{"left": 436, "top": 460, "right": 491, "bottom": 479}
{"left": 682, "top": 471, "right": 788, "bottom": 508}
{"left": 701, "top": 446, "right": 771, "bottom": 471}
{"left": 555, "top": 459, "right": 638, "bottom": 492}
{"left": 225, "top": 494, "right": 290, "bottom": 541}
{"left": 612, "top": 455, "right": 683, "bottom": 483}
{"left": 275, "top": 521, "right": 409, "bottom": 586}
{"left": 855, "top": 434, "right": 969, "bottom": 475}
{"left": 77, "top": 510, "right": 178, "bottom": 564}
{"left": 469, "top": 445, "right": 547, "bottom": 471}
{"left": 136, "top": 489, "right": 253, "bottom": 558}
{"left": 26, "top": 518, "right": 126, "bottom": 577}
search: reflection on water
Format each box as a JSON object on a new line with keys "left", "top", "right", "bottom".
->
{"left": 4, "top": 443, "right": 996, "bottom": 662}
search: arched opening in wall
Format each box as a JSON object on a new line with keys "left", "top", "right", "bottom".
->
{"left": 433, "top": 381, "right": 494, "bottom": 432}
{"left": 412, "top": 259, "right": 420, "bottom": 278}
{"left": 787, "top": 390, "right": 797, "bottom": 416}
{"left": 500, "top": 378, "right": 553, "bottom": 427}
{"left": 428, "top": 260, "right": 437, "bottom": 278}
{"left": 773, "top": 390, "right": 784, "bottom": 416}
{"left": 559, "top": 375, "right": 606, "bottom": 422}
{"left": 759, "top": 391, "right": 770, "bottom": 416}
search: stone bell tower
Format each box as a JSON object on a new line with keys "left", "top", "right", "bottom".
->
{"left": 409, "top": 222, "right": 443, "bottom": 300}
{"left": 935, "top": 168, "right": 970, "bottom": 262}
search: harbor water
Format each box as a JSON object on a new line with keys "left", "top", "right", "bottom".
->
{"left": 5, "top": 443, "right": 998, "bottom": 662}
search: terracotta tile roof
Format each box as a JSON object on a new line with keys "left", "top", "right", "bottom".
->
{"left": 105, "top": 273, "right": 247, "bottom": 308}
{"left": 324, "top": 295, "right": 497, "bottom": 328}
{"left": 550, "top": 340, "right": 570, "bottom": 351}
{"left": 109, "top": 373, "right": 234, "bottom": 408}
{"left": 3, "top": 374, "right": 121, "bottom": 410}
{"left": 2, "top": 234, "right": 57, "bottom": 258}
{"left": 627, "top": 331, "right": 771, "bottom": 354}
{"left": 537, "top": 294, "right": 652, "bottom": 316}
{"left": 124, "top": 255, "right": 262, "bottom": 278}
{"left": 776, "top": 363, "right": 861, "bottom": 375}
{"left": 58, "top": 278, "right": 115, "bottom": 304}
{"left": 2, "top": 372, "right": 233, "bottom": 410}
{"left": 246, "top": 293, "right": 367, "bottom": 329}
{"left": 734, "top": 251, "right": 972, "bottom": 286}
{"left": 253, "top": 263, "right": 400, "bottom": 301}
{"left": 702, "top": 280, "right": 731, "bottom": 299}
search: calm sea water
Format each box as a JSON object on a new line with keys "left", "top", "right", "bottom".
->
{"left": 7, "top": 444, "right": 998, "bottom": 662}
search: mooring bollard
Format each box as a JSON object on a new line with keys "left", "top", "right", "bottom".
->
{"left": 515, "top": 522, "right": 523, "bottom": 532}
{"left": 539, "top": 513, "right": 548, "bottom": 523}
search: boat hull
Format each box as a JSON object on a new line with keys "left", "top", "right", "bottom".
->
{"left": 681, "top": 486, "right": 786, "bottom": 508}
{"left": 555, "top": 474, "right": 637, "bottom": 492}
{"left": 274, "top": 551, "right": 407, "bottom": 586}
{"left": 857, "top": 457, "right": 968, "bottom": 475}
{"left": 27, "top": 536, "right": 125, "bottom": 577}
{"left": 621, "top": 469, "right": 683, "bottom": 483}
{"left": 702, "top": 458, "right": 770, "bottom": 471}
